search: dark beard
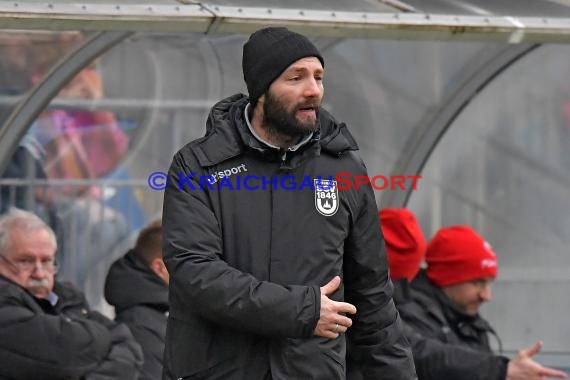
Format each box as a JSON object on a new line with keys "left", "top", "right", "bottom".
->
{"left": 263, "top": 91, "right": 319, "bottom": 140}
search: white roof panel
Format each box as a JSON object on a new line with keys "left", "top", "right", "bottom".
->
{"left": 1, "top": 0, "right": 570, "bottom": 42}
{"left": 403, "top": 0, "right": 570, "bottom": 17}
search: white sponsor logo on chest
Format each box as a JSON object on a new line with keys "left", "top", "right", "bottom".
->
{"left": 208, "top": 164, "right": 247, "bottom": 184}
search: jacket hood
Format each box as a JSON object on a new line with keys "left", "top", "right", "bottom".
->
{"left": 194, "top": 94, "right": 358, "bottom": 167}
{"left": 104, "top": 250, "right": 168, "bottom": 312}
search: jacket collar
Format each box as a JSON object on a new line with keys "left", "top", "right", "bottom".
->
{"left": 411, "top": 271, "right": 449, "bottom": 325}
{"left": 243, "top": 102, "right": 315, "bottom": 154}
{"left": 193, "top": 94, "right": 359, "bottom": 168}
{"left": 412, "top": 270, "right": 497, "bottom": 339}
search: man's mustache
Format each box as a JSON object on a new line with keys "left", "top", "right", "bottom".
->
{"left": 296, "top": 103, "right": 320, "bottom": 114}
{"left": 27, "top": 278, "right": 50, "bottom": 290}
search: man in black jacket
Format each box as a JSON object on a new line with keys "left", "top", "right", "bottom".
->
{"left": 0, "top": 208, "right": 143, "bottom": 380}
{"left": 162, "top": 27, "right": 416, "bottom": 380}
{"left": 388, "top": 224, "right": 566, "bottom": 380}
{"left": 106, "top": 220, "right": 168, "bottom": 380}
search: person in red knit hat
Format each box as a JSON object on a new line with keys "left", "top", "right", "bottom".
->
{"left": 425, "top": 225, "right": 498, "bottom": 316}
{"left": 379, "top": 208, "right": 426, "bottom": 282}
{"left": 395, "top": 224, "right": 567, "bottom": 380}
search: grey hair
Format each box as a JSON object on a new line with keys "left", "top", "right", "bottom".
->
{"left": 0, "top": 208, "right": 57, "bottom": 255}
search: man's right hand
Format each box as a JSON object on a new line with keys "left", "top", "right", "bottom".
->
{"left": 506, "top": 341, "right": 567, "bottom": 380}
{"left": 314, "top": 276, "right": 357, "bottom": 339}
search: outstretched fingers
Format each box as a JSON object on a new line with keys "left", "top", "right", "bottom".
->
{"left": 521, "top": 341, "right": 543, "bottom": 358}
{"left": 537, "top": 366, "right": 567, "bottom": 379}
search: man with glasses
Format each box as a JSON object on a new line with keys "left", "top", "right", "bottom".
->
{"left": 394, "top": 225, "right": 567, "bottom": 380}
{"left": 0, "top": 208, "right": 142, "bottom": 379}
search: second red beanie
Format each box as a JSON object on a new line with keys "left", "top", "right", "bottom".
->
{"left": 426, "top": 225, "right": 498, "bottom": 287}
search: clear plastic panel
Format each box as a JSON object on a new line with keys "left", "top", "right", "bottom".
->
{"left": 408, "top": 44, "right": 570, "bottom": 356}
{"left": 0, "top": 31, "right": 495, "bottom": 311}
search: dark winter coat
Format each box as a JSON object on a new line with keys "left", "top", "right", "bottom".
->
{"left": 105, "top": 250, "right": 169, "bottom": 380}
{"left": 162, "top": 94, "right": 416, "bottom": 380}
{"left": 394, "top": 271, "right": 508, "bottom": 380}
{"left": 0, "top": 274, "right": 143, "bottom": 380}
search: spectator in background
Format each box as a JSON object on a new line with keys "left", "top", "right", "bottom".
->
{"left": 0, "top": 208, "right": 142, "bottom": 380}
{"left": 105, "top": 219, "right": 168, "bottom": 380}
{"left": 0, "top": 33, "right": 44, "bottom": 216}
{"left": 393, "top": 224, "right": 567, "bottom": 380}
{"left": 0, "top": 32, "right": 32, "bottom": 124}
{"left": 1, "top": 31, "right": 135, "bottom": 310}
{"left": 379, "top": 207, "right": 426, "bottom": 336}
{"left": 379, "top": 208, "right": 426, "bottom": 282}
{"left": 29, "top": 61, "right": 132, "bottom": 293}
{"left": 33, "top": 66, "right": 129, "bottom": 197}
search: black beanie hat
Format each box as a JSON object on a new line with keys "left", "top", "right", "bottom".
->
{"left": 242, "top": 27, "right": 324, "bottom": 105}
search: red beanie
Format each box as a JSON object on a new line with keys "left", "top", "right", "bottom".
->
{"left": 380, "top": 208, "right": 426, "bottom": 282}
{"left": 426, "top": 225, "right": 498, "bottom": 287}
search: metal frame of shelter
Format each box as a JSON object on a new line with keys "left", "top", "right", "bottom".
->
{"left": 0, "top": 0, "right": 567, "bottom": 207}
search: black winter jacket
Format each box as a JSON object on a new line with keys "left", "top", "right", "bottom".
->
{"left": 162, "top": 94, "right": 416, "bottom": 380}
{"left": 394, "top": 271, "right": 508, "bottom": 380}
{"left": 0, "top": 275, "right": 143, "bottom": 380}
{"left": 105, "top": 250, "right": 169, "bottom": 380}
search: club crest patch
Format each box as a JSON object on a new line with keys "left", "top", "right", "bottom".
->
{"left": 314, "top": 179, "right": 338, "bottom": 216}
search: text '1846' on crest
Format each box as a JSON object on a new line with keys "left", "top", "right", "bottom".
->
{"left": 314, "top": 179, "right": 338, "bottom": 216}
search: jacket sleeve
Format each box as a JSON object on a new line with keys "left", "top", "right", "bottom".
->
{"left": 83, "top": 311, "right": 144, "bottom": 380}
{"left": 162, "top": 152, "right": 319, "bottom": 338}
{"left": 399, "top": 308, "right": 508, "bottom": 380}
{"left": 409, "top": 332, "right": 508, "bottom": 380}
{"left": 343, "top": 179, "right": 417, "bottom": 380}
{"left": 0, "top": 292, "right": 112, "bottom": 379}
